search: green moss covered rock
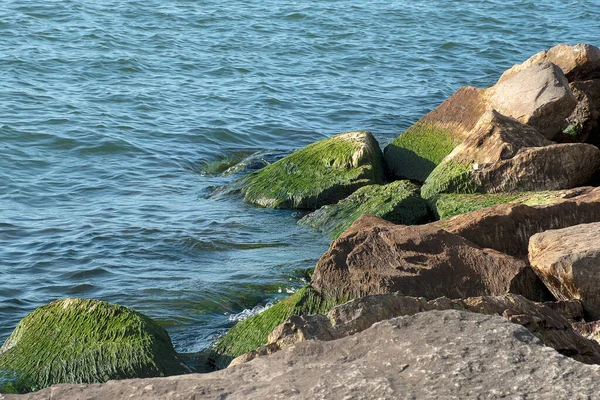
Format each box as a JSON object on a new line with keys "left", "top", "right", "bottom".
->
{"left": 210, "top": 286, "right": 348, "bottom": 369}
{"left": 234, "top": 131, "right": 384, "bottom": 209}
{"left": 298, "top": 180, "right": 431, "bottom": 238}
{"left": 0, "top": 298, "right": 190, "bottom": 391}
{"left": 384, "top": 86, "right": 487, "bottom": 182}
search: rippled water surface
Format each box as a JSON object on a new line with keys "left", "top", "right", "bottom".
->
{"left": 2, "top": 0, "right": 599, "bottom": 352}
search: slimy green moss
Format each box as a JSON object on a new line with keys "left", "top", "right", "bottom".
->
{"left": 421, "top": 161, "right": 481, "bottom": 199}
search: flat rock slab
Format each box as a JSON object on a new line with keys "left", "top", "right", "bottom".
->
{"left": 529, "top": 222, "right": 600, "bottom": 319}
{"left": 11, "top": 310, "right": 600, "bottom": 400}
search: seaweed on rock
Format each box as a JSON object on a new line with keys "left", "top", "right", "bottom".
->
{"left": 210, "top": 286, "right": 349, "bottom": 369}
{"left": 0, "top": 298, "right": 190, "bottom": 391}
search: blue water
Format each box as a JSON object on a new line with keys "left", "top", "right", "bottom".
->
{"left": 1, "top": 0, "right": 599, "bottom": 353}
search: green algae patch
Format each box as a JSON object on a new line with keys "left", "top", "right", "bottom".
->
{"left": 384, "top": 122, "right": 457, "bottom": 182}
{"left": 299, "top": 180, "right": 431, "bottom": 238}
{"left": 210, "top": 286, "right": 349, "bottom": 369}
{"left": 429, "top": 192, "right": 524, "bottom": 219}
{"left": 0, "top": 370, "right": 35, "bottom": 394}
{"left": 421, "top": 161, "right": 481, "bottom": 200}
{"left": 0, "top": 298, "right": 190, "bottom": 391}
{"left": 234, "top": 131, "right": 384, "bottom": 209}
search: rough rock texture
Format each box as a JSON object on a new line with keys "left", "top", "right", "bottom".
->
{"left": 311, "top": 217, "right": 550, "bottom": 301}
{"left": 529, "top": 222, "right": 600, "bottom": 319}
{"left": 561, "top": 79, "right": 600, "bottom": 144}
{"left": 207, "top": 286, "right": 346, "bottom": 370}
{"left": 298, "top": 180, "right": 430, "bottom": 238}
{"left": 12, "top": 311, "right": 600, "bottom": 400}
{"left": 499, "top": 43, "right": 600, "bottom": 83}
{"left": 435, "top": 186, "right": 600, "bottom": 258}
{"left": 420, "top": 110, "right": 600, "bottom": 199}
{"left": 232, "top": 293, "right": 600, "bottom": 367}
{"left": 0, "top": 299, "right": 190, "bottom": 392}
{"left": 489, "top": 62, "right": 577, "bottom": 139}
{"left": 234, "top": 130, "right": 384, "bottom": 209}
{"left": 383, "top": 86, "right": 486, "bottom": 181}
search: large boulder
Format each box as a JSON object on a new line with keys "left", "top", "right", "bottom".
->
{"left": 18, "top": 311, "right": 600, "bottom": 400}
{"left": 435, "top": 186, "right": 600, "bottom": 258}
{"left": 234, "top": 130, "right": 384, "bottom": 209}
{"left": 384, "top": 50, "right": 582, "bottom": 181}
{"left": 421, "top": 110, "right": 600, "bottom": 199}
{"left": 529, "top": 222, "right": 600, "bottom": 319}
{"left": 298, "top": 180, "right": 430, "bottom": 238}
{"left": 499, "top": 43, "right": 600, "bottom": 83}
{"left": 0, "top": 299, "right": 190, "bottom": 391}
{"left": 232, "top": 293, "right": 600, "bottom": 367}
{"left": 561, "top": 79, "right": 600, "bottom": 144}
{"left": 311, "top": 217, "right": 549, "bottom": 301}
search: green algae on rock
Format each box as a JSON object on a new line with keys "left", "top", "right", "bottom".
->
{"left": 210, "top": 286, "right": 348, "bottom": 369}
{"left": 234, "top": 131, "right": 384, "bottom": 209}
{"left": 0, "top": 298, "right": 190, "bottom": 391}
{"left": 298, "top": 180, "right": 430, "bottom": 238}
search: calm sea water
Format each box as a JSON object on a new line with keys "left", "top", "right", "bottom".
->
{"left": 1, "top": 0, "right": 599, "bottom": 353}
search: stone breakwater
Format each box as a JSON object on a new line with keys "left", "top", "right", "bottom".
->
{"left": 3, "top": 43, "right": 600, "bottom": 399}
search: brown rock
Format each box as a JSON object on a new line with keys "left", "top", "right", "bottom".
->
{"left": 436, "top": 187, "right": 600, "bottom": 258}
{"left": 233, "top": 293, "right": 600, "bottom": 367}
{"left": 529, "top": 222, "right": 600, "bottom": 319}
{"left": 422, "top": 110, "right": 600, "bottom": 198}
{"left": 559, "top": 79, "right": 600, "bottom": 144}
{"left": 489, "top": 62, "right": 577, "bottom": 139}
{"left": 499, "top": 43, "right": 600, "bottom": 82}
{"left": 311, "top": 221, "right": 546, "bottom": 301}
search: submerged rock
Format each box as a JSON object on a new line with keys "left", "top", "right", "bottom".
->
{"left": 529, "top": 222, "right": 600, "bottom": 319}
{"left": 232, "top": 293, "right": 600, "bottom": 367}
{"left": 16, "top": 310, "right": 600, "bottom": 400}
{"left": 0, "top": 298, "right": 190, "bottom": 392}
{"left": 234, "top": 130, "right": 384, "bottom": 209}
{"left": 311, "top": 217, "right": 549, "bottom": 301}
{"left": 298, "top": 180, "right": 430, "bottom": 238}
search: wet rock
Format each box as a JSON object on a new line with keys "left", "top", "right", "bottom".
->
{"left": 529, "top": 222, "right": 600, "bottom": 319}
{"left": 298, "top": 180, "right": 430, "bottom": 238}
{"left": 311, "top": 220, "right": 548, "bottom": 301}
{"left": 234, "top": 131, "right": 384, "bottom": 209}
{"left": 0, "top": 299, "right": 190, "bottom": 392}
{"left": 20, "top": 310, "right": 600, "bottom": 400}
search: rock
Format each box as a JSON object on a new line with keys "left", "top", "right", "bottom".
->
{"left": 0, "top": 299, "right": 190, "bottom": 391}
{"left": 420, "top": 110, "right": 600, "bottom": 199}
{"left": 543, "top": 299, "right": 585, "bottom": 323}
{"left": 298, "top": 180, "right": 430, "bottom": 238}
{"left": 435, "top": 186, "right": 600, "bottom": 258}
{"left": 489, "top": 62, "right": 577, "bottom": 139}
{"left": 529, "top": 222, "right": 600, "bottom": 319}
{"left": 384, "top": 53, "right": 581, "bottom": 182}
{"left": 311, "top": 221, "right": 549, "bottom": 301}
{"left": 573, "top": 321, "right": 600, "bottom": 344}
{"left": 234, "top": 131, "right": 384, "bottom": 209}
{"left": 14, "top": 310, "right": 600, "bottom": 400}
{"left": 560, "top": 79, "right": 600, "bottom": 144}
{"left": 207, "top": 286, "right": 346, "bottom": 370}
{"left": 233, "top": 293, "right": 600, "bottom": 367}
{"left": 499, "top": 43, "right": 600, "bottom": 83}
{"left": 384, "top": 86, "right": 487, "bottom": 181}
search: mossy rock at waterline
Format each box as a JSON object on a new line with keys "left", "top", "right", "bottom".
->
{"left": 299, "top": 180, "right": 431, "bottom": 238}
{"left": 0, "top": 298, "right": 190, "bottom": 392}
{"left": 234, "top": 131, "right": 385, "bottom": 209}
{"left": 210, "top": 286, "right": 349, "bottom": 369}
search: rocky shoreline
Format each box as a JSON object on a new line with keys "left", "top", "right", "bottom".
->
{"left": 3, "top": 43, "right": 600, "bottom": 399}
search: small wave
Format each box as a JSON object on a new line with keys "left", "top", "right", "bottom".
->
{"left": 228, "top": 301, "right": 274, "bottom": 322}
